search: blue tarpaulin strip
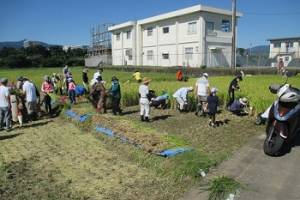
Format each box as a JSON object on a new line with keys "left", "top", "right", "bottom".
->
{"left": 159, "top": 147, "right": 192, "bottom": 157}
{"left": 95, "top": 126, "right": 115, "bottom": 137}
{"left": 65, "top": 110, "right": 192, "bottom": 158}
{"left": 65, "top": 110, "right": 77, "bottom": 118}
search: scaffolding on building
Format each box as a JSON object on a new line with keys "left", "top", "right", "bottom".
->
{"left": 85, "top": 23, "right": 114, "bottom": 67}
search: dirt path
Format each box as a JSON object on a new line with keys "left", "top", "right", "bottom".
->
{"left": 179, "top": 134, "right": 300, "bottom": 200}
{"left": 0, "top": 118, "right": 176, "bottom": 200}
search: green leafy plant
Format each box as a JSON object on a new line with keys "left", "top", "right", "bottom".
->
{"left": 207, "top": 176, "right": 241, "bottom": 200}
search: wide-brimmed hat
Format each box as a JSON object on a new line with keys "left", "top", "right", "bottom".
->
{"left": 83, "top": 68, "right": 88, "bottom": 73}
{"left": 203, "top": 73, "right": 209, "bottom": 78}
{"left": 143, "top": 77, "right": 151, "bottom": 84}
{"left": 239, "top": 97, "right": 248, "bottom": 105}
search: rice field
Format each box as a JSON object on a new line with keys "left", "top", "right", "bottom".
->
{"left": 1, "top": 66, "right": 299, "bottom": 113}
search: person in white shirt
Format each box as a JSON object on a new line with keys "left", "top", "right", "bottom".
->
{"left": 22, "top": 78, "right": 38, "bottom": 121}
{"left": 0, "top": 78, "right": 11, "bottom": 131}
{"left": 93, "top": 68, "right": 103, "bottom": 81}
{"left": 195, "top": 73, "right": 210, "bottom": 116}
{"left": 139, "top": 77, "right": 151, "bottom": 122}
{"left": 173, "top": 87, "right": 193, "bottom": 111}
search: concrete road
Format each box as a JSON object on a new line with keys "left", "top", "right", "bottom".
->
{"left": 180, "top": 134, "right": 300, "bottom": 200}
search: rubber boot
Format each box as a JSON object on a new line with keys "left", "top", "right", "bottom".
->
{"left": 144, "top": 117, "right": 150, "bottom": 122}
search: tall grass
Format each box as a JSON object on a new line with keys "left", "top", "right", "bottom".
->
{"left": 1, "top": 67, "right": 299, "bottom": 113}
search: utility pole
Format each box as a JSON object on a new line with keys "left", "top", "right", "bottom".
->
{"left": 231, "top": 0, "right": 237, "bottom": 68}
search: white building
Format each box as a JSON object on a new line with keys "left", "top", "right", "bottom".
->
{"left": 108, "top": 4, "right": 242, "bottom": 67}
{"left": 268, "top": 37, "right": 300, "bottom": 67}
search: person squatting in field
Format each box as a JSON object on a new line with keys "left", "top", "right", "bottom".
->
{"left": 139, "top": 77, "right": 151, "bottom": 122}
{"left": 173, "top": 86, "right": 193, "bottom": 112}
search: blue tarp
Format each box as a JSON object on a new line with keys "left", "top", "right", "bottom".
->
{"left": 75, "top": 86, "right": 86, "bottom": 96}
{"left": 65, "top": 110, "right": 77, "bottom": 118}
{"left": 77, "top": 114, "right": 90, "bottom": 122}
{"left": 159, "top": 147, "right": 192, "bottom": 157}
{"left": 95, "top": 126, "right": 115, "bottom": 137}
{"left": 65, "top": 109, "right": 192, "bottom": 158}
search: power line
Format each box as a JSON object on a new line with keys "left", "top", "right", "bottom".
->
{"left": 243, "top": 12, "right": 300, "bottom": 16}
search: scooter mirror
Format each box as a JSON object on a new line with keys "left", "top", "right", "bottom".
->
{"left": 269, "top": 84, "right": 281, "bottom": 94}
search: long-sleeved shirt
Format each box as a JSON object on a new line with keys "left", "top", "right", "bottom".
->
{"left": 110, "top": 81, "right": 121, "bottom": 98}
{"left": 173, "top": 87, "right": 190, "bottom": 101}
{"left": 139, "top": 84, "right": 149, "bottom": 98}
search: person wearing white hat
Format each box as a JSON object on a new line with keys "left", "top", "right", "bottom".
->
{"left": 207, "top": 87, "right": 219, "bottom": 127}
{"left": 229, "top": 97, "right": 248, "bottom": 116}
{"left": 173, "top": 86, "right": 193, "bottom": 112}
{"left": 195, "top": 73, "right": 210, "bottom": 116}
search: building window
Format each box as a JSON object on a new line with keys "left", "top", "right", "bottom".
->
{"left": 147, "top": 50, "right": 154, "bottom": 60}
{"left": 116, "top": 33, "right": 120, "bottom": 41}
{"left": 187, "top": 22, "right": 197, "bottom": 35}
{"left": 273, "top": 42, "right": 281, "bottom": 48}
{"left": 221, "top": 20, "right": 231, "bottom": 32}
{"left": 206, "top": 21, "right": 214, "bottom": 33}
{"left": 147, "top": 27, "right": 153, "bottom": 36}
{"left": 126, "top": 31, "right": 131, "bottom": 39}
{"left": 125, "top": 49, "right": 132, "bottom": 60}
{"left": 285, "top": 56, "right": 289, "bottom": 61}
{"left": 163, "top": 27, "right": 169, "bottom": 34}
{"left": 162, "top": 53, "right": 169, "bottom": 59}
{"left": 185, "top": 48, "right": 193, "bottom": 60}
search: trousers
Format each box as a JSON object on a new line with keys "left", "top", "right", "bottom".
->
{"left": 176, "top": 97, "right": 185, "bottom": 110}
{"left": 0, "top": 106, "right": 11, "bottom": 129}
{"left": 140, "top": 98, "right": 150, "bottom": 117}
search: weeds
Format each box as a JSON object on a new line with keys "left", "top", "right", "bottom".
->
{"left": 207, "top": 176, "right": 242, "bottom": 200}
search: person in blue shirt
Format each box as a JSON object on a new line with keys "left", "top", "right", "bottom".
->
{"left": 229, "top": 97, "right": 248, "bottom": 116}
{"left": 109, "top": 76, "right": 122, "bottom": 115}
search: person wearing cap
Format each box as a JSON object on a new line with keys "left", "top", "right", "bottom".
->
{"left": 133, "top": 70, "right": 142, "bottom": 83}
{"left": 173, "top": 86, "right": 193, "bottom": 112}
{"left": 227, "top": 72, "right": 243, "bottom": 107}
{"left": 68, "top": 78, "right": 76, "bottom": 104}
{"left": 90, "top": 76, "right": 106, "bottom": 113}
{"left": 0, "top": 78, "right": 12, "bottom": 131}
{"left": 195, "top": 73, "right": 210, "bottom": 116}
{"left": 139, "top": 77, "right": 151, "bottom": 122}
{"left": 82, "top": 68, "right": 89, "bottom": 93}
{"left": 109, "top": 76, "right": 122, "bottom": 115}
{"left": 207, "top": 87, "right": 219, "bottom": 127}
{"left": 41, "top": 75, "right": 54, "bottom": 115}
{"left": 22, "top": 77, "right": 39, "bottom": 121}
{"left": 229, "top": 97, "right": 248, "bottom": 116}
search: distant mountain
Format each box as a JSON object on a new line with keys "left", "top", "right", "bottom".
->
{"left": 246, "top": 45, "right": 269, "bottom": 55}
{"left": 0, "top": 40, "right": 61, "bottom": 49}
{"left": 0, "top": 40, "right": 25, "bottom": 49}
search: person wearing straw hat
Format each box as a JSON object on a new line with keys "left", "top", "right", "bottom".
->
{"left": 229, "top": 97, "right": 248, "bottom": 116}
{"left": 139, "top": 77, "right": 151, "bottom": 122}
{"left": 0, "top": 78, "right": 12, "bottom": 131}
{"left": 173, "top": 86, "right": 193, "bottom": 112}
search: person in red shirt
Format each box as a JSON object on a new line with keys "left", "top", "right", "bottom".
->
{"left": 176, "top": 69, "right": 183, "bottom": 81}
{"left": 68, "top": 78, "right": 76, "bottom": 104}
{"left": 41, "top": 75, "right": 54, "bottom": 115}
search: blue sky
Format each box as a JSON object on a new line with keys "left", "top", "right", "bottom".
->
{"left": 0, "top": 0, "right": 299, "bottom": 48}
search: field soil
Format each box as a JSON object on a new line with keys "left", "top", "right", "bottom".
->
{"left": 0, "top": 104, "right": 264, "bottom": 200}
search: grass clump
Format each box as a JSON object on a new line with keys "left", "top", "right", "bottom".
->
{"left": 207, "top": 176, "right": 241, "bottom": 200}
